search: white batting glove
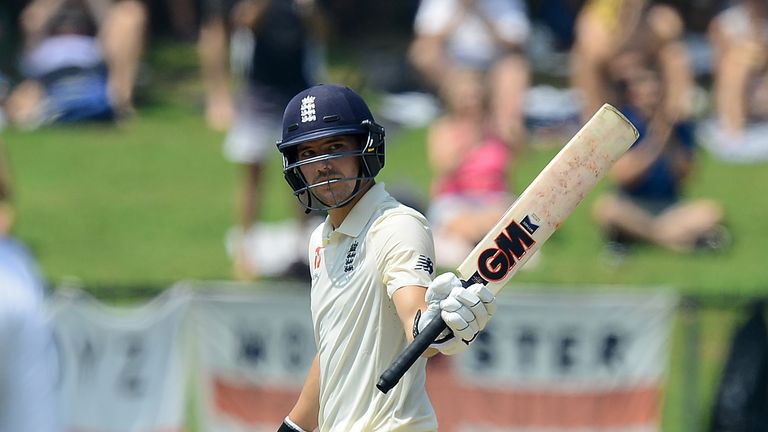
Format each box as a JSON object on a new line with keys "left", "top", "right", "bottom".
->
{"left": 415, "top": 272, "right": 496, "bottom": 355}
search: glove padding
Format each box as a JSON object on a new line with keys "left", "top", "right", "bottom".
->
{"left": 415, "top": 272, "right": 496, "bottom": 355}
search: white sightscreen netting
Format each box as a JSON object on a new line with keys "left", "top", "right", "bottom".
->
{"left": 48, "top": 287, "right": 190, "bottom": 432}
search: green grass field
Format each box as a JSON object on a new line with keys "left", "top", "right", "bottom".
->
{"left": 2, "top": 41, "right": 766, "bottom": 431}
{"left": 6, "top": 108, "right": 768, "bottom": 293}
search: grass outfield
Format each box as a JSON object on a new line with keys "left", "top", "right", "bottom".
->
{"left": 2, "top": 41, "right": 766, "bottom": 430}
{"left": 5, "top": 105, "right": 768, "bottom": 294}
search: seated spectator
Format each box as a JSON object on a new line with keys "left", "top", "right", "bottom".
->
{"left": 708, "top": 0, "right": 768, "bottom": 141}
{"left": 7, "top": 2, "right": 114, "bottom": 128}
{"left": 592, "top": 51, "right": 729, "bottom": 257}
{"left": 409, "top": 0, "right": 531, "bottom": 152}
{"left": 8, "top": 0, "right": 146, "bottom": 127}
{"left": 426, "top": 68, "right": 516, "bottom": 268}
{"left": 571, "top": 0, "right": 694, "bottom": 124}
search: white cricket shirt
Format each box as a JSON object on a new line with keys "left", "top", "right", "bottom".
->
{"left": 308, "top": 183, "right": 438, "bottom": 432}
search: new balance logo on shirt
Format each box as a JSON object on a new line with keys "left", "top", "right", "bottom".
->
{"left": 415, "top": 255, "right": 434, "bottom": 275}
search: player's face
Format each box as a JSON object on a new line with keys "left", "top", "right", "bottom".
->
{"left": 296, "top": 135, "right": 362, "bottom": 207}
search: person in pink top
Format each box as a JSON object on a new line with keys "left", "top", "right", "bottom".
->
{"left": 427, "top": 68, "right": 516, "bottom": 268}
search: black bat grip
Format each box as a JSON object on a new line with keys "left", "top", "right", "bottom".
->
{"left": 376, "top": 315, "right": 448, "bottom": 393}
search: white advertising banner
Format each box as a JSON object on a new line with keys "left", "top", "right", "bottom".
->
{"left": 189, "top": 283, "right": 315, "bottom": 432}
{"left": 428, "top": 289, "right": 678, "bottom": 432}
{"left": 49, "top": 288, "right": 190, "bottom": 432}
{"left": 46, "top": 283, "right": 675, "bottom": 432}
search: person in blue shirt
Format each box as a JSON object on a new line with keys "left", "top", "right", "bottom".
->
{"left": 592, "top": 51, "right": 729, "bottom": 254}
{"left": 0, "top": 139, "right": 60, "bottom": 431}
{"left": 0, "top": 236, "right": 60, "bottom": 432}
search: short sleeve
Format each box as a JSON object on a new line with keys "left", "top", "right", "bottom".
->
{"left": 369, "top": 212, "right": 436, "bottom": 298}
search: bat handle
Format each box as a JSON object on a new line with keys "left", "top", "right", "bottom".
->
{"left": 376, "top": 316, "right": 448, "bottom": 393}
{"left": 377, "top": 279, "right": 474, "bottom": 393}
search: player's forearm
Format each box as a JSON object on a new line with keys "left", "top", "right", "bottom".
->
{"left": 287, "top": 354, "right": 320, "bottom": 431}
{"left": 392, "top": 287, "right": 427, "bottom": 339}
{"left": 392, "top": 285, "right": 440, "bottom": 357}
{"left": 406, "top": 313, "right": 440, "bottom": 357}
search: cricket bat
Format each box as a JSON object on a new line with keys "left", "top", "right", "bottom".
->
{"left": 376, "top": 103, "right": 639, "bottom": 393}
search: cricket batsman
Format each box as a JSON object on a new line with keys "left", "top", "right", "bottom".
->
{"left": 274, "top": 84, "right": 496, "bottom": 431}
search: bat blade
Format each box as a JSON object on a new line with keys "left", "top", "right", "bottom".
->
{"left": 459, "top": 103, "right": 639, "bottom": 295}
{"left": 376, "top": 103, "right": 639, "bottom": 393}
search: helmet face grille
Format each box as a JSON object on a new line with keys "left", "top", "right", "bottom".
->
{"left": 296, "top": 174, "right": 373, "bottom": 212}
{"left": 282, "top": 138, "right": 384, "bottom": 212}
{"left": 277, "top": 85, "right": 385, "bottom": 211}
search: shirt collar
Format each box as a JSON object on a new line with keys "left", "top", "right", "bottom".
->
{"left": 325, "top": 182, "right": 389, "bottom": 239}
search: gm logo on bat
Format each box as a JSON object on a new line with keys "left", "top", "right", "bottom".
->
{"left": 467, "top": 215, "right": 540, "bottom": 285}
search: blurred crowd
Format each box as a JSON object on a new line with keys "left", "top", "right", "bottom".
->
{"left": 1, "top": 1, "right": 764, "bottom": 429}
{"left": 1, "top": 0, "right": 758, "bottom": 281}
